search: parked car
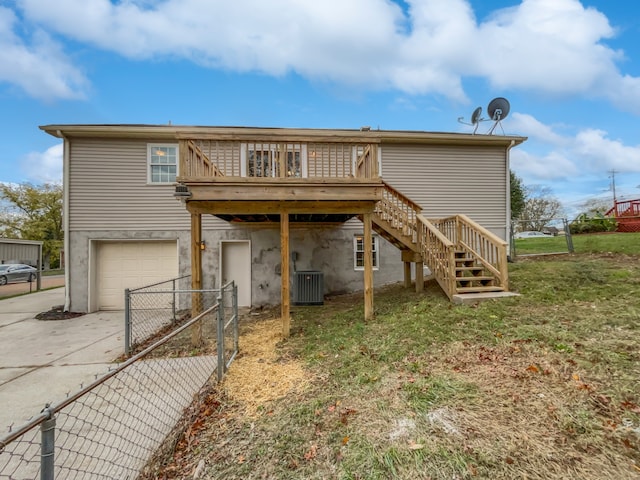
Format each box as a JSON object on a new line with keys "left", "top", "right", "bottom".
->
{"left": 0, "top": 264, "right": 38, "bottom": 285}
{"left": 513, "top": 231, "right": 552, "bottom": 239}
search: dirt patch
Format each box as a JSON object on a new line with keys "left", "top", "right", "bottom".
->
{"left": 35, "top": 305, "right": 85, "bottom": 321}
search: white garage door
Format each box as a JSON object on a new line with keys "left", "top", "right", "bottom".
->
{"left": 97, "top": 241, "right": 178, "bottom": 310}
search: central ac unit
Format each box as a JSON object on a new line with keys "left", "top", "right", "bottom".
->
{"left": 293, "top": 271, "right": 324, "bottom": 305}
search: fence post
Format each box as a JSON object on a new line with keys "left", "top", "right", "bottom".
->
{"left": 216, "top": 292, "right": 224, "bottom": 382}
{"left": 233, "top": 282, "right": 239, "bottom": 354}
{"left": 172, "top": 278, "right": 177, "bottom": 323}
{"left": 563, "top": 218, "right": 575, "bottom": 253}
{"left": 124, "top": 288, "right": 131, "bottom": 356}
{"left": 40, "top": 407, "right": 55, "bottom": 480}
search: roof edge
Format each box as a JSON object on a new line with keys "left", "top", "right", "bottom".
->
{"left": 40, "top": 124, "right": 527, "bottom": 146}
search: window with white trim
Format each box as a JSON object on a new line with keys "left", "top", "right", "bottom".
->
{"left": 353, "top": 234, "right": 379, "bottom": 270}
{"left": 148, "top": 144, "right": 178, "bottom": 184}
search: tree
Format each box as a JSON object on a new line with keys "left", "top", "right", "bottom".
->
{"left": 569, "top": 197, "right": 617, "bottom": 234}
{"left": 577, "top": 197, "right": 613, "bottom": 218}
{"left": 519, "top": 185, "right": 564, "bottom": 231}
{"left": 0, "top": 183, "right": 63, "bottom": 269}
{"left": 510, "top": 170, "right": 526, "bottom": 220}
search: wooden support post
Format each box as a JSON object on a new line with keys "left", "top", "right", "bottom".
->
{"left": 363, "top": 213, "right": 374, "bottom": 321}
{"left": 281, "top": 211, "right": 290, "bottom": 337}
{"left": 415, "top": 261, "right": 424, "bottom": 292}
{"left": 191, "top": 213, "right": 203, "bottom": 347}
{"left": 415, "top": 218, "right": 424, "bottom": 292}
{"left": 403, "top": 261, "right": 412, "bottom": 288}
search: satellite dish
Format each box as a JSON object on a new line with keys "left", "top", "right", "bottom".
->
{"left": 487, "top": 97, "right": 510, "bottom": 120}
{"left": 486, "top": 97, "right": 510, "bottom": 134}
{"left": 471, "top": 106, "right": 482, "bottom": 125}
{"left": 457, "top": 106, "right": 484, "bottom": 134}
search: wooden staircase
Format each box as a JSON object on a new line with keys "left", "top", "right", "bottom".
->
{"left": 371, "top": 182, "right": 509, "bottom": 300}
{"left": 453, "top": 250, "right": 504, "bottom": 294}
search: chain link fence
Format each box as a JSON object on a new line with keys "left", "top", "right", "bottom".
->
{"left": 0, "top": 282, "right": 238, "bottom": 480}
{"left": 510, "top": 218, "right": 574, "bottom": 258}
{"left": 125, "top": 275, "right": 225, "bottom": 355}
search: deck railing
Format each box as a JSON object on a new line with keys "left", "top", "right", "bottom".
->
{"left": 178, "top": 139, "right": 380, "bottom": 181}
{"left": 179, "top": 140, "right": 225, "bottom": 178}
{"left": 606, "top": 198, "right": 640, "bottom": 218}
{"left": 430, "top": 214, "right": 509, "bottom": 290}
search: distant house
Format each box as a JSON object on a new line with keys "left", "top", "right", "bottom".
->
{"left": 41, "top": 124, "right": 526, "bottom": 330}
{"left": 0, "top": 238, "right": 42, "bottom": 268}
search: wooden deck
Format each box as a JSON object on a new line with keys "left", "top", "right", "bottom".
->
{"left": 174, "top": 137, "right": 510, "bottom": 337}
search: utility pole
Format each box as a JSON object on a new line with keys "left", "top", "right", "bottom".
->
{"left": 608, "top": 169, "right": 618, "bottom": 204}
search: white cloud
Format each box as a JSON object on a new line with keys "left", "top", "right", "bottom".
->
{"left": 9, "top": 0, "right": 640, "bottom": 109}
{"left": 511, "top": 113, "right": 640, "bottom": 188}
{"left": 0, "top": 7, "right": 88, "bottom": 100}
{"left": 511, "top": 148, "right": 580, "bottom": 180}
{"left": 508, "top": 113, "right": 569, "bottom": 147}
{"left": 574, "top": 129, "right": 640, "bottom": 173}
{"left": 473, "top": 0, "right": 618, "bottom": 94}
{"left": 21, "top": 143, "right": 63, "bottom": 183}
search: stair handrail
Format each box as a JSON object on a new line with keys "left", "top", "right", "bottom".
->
{"left": 374, "top": 182, "right": 422, "bottom": 243}
{"left": 416, "top": 214, "right": 457, "bottom": 299}
{"left": 454, "top": 214, "right": 509, "bottom": 290}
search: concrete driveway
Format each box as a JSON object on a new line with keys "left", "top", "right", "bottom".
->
{"left": 0, "top": 275, "right": 66, "bottom": 299}
{"left": 0, "top": 287, "right": 124, "bottom": 432}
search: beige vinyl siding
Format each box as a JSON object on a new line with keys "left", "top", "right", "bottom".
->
{"left": 381, "top": 144, "right": 508, "bottom": 236}
{"left": 68, "top": 138, "right": 226, "bottom": 231}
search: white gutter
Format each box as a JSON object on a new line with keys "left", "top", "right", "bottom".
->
{"left": 57, "top": 130, "right": 71, "bottom": 312}
{"left": 506, "top": 139, "right": 517, "bottom": 254}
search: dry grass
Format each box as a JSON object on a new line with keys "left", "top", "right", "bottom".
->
{"left": 222, "top": 317, "right": 310, "bottom": 418}
{"left": 145, "top": 251, "right": 640, "bottom": 479}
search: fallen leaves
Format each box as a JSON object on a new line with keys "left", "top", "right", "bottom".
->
{"left": 408, "top": 440, "right": 424, "bottom": 450}
{"left": 620, "top": 400, "right": 640, "bottom": 414}
{"left": 303, "top": 444, "right": 317, "bottom": 461}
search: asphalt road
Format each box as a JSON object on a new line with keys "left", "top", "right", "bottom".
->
{"left": 0, "top": 275, "right": 65, "bottom": 299}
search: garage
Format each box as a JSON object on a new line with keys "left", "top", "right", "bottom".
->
{"left": 96, "top": 240, "right": 178, "bottom": 310}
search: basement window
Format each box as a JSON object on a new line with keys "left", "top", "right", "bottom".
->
{"left": 148, "top": 144, "right": 178, "bottom": 184}
{"left": 353, "top": 235, "right": 379, "bottom": 271}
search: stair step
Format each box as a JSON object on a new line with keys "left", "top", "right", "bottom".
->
{"left": 456, "top": 260, "right": 477, "bottom": 267}
{"left": 456, "top": 286, "right": 505, "bottom": 293}
{"left": 456, "top": 266, "right": 484, "bottom": 272}
{"left": 456, "top": 276, "right": 495, "bottom": 282}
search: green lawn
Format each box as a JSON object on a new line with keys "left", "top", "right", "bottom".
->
{"left": 514, "top": 231, "right": 640, "bottom": 256}
{"left": 146, "top": 233, "right": 640, "bottom": 480}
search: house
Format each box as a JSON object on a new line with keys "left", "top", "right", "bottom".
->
{"left": 40, "top": 124, "right": 526, "bottom": 334}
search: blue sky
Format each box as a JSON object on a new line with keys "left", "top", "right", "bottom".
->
{"left": 1, "top": 0, "right": 640, "bottom": 218}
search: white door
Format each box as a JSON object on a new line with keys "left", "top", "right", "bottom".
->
{"left": 97, "top": 241, "right": 178, "bottom": 310}
{"left": 220, "top": 241, "right": 251, "bottom": 307}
